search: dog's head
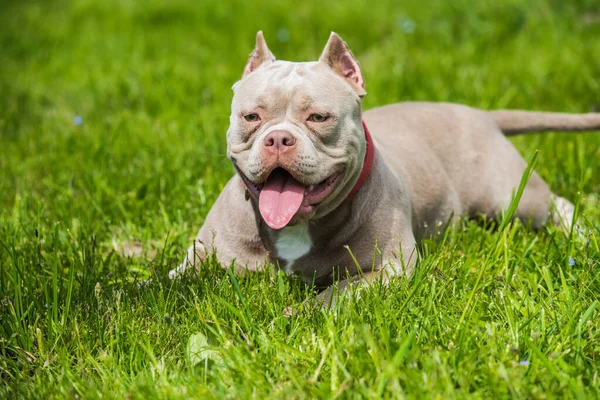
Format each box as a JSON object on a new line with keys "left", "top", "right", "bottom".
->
{"left": 227, "top": 32, "right": 368, "bottom": 230}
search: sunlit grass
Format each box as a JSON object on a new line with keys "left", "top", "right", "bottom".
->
{"left": 1, "top": 0, "right": 599, "bottom": 397}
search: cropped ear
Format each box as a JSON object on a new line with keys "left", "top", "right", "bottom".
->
{"left": 242, "top": 31, "right": 276, "bottom": 78}
{"left": 319, "top": 32, "right": 366, "bottom": 98}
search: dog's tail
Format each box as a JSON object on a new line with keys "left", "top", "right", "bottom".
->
{"left": 489, "top": 110, "right": 600, "bottom": 136}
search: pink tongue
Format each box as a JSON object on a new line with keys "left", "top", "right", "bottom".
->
{"left": 259, "top": 169, "right": 305, "bottom": 230}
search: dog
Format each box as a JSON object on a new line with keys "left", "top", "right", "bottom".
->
{"left": 170, "top": 31, "right": 600, "bottom": 303}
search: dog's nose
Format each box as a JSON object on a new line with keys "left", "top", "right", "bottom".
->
{"left": 263, "top": 130, "right": 296, "bottom": 154}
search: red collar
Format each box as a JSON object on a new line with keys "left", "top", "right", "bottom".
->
{"left": 345, "top": 120, "right": 375, "bottom": 201}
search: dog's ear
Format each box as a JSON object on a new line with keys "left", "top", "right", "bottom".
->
{"left": 319, "top": 32, "right": 366, "bottom": 98}
{"left": 243, "top": 31, "right": 276, "bottom": 78}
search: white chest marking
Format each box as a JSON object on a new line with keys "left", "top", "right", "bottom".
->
{"left": 275, "top": 223, "right": 312, "bottom": 275}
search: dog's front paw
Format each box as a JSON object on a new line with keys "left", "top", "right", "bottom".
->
{"left": 168, "top": 255, "right": 190, "bottom": 279}
{"left": 282, "top": 306, "right": 295, "bottom": 318}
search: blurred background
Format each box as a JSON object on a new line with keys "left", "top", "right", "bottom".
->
{"left": 1, "top": 0, "right": 599, "bottom": 268}
{"left": 2, "top": 2, "right": 600, "bottom": 396}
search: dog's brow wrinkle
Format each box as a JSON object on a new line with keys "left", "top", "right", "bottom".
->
{"left": 254, "top": 95, "right": 268, "bottom": 106}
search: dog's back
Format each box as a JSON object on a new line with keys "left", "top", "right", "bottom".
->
{"left": 363, "top": 102, "right": 599, "bottom": 235}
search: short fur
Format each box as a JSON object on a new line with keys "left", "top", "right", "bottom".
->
{"left": 171, "top": 32, "right": 600, "bottom": 302}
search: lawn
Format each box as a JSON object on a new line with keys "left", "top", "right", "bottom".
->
{"left": 1, "top": 0, "right": 600, "bottom": 398}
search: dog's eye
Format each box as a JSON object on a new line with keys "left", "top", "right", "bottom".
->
{"left": 308, "top": 114, "right": 328, "bottom": 123}
{"left": 244, "top": 113, "right": 260, "bottom": 122}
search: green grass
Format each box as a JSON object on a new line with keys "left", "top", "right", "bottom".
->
{"left": 1, "top": 0, "right": 600, "bottom": 398}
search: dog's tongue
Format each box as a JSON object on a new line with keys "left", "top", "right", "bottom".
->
{"left": 259, "top": 169, "right": 305, "bottom": 230}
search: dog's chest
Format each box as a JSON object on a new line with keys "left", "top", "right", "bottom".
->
{"left": 274, "top": 223, "right": 312, "bottom": 274}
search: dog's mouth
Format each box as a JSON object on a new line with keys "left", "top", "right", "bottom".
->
{"left": 238, "top": 167, "right": 342, "bottom": 230}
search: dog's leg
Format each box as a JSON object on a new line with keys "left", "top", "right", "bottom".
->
{"left": 550, "top": 195, "right": 576, "bottom": 234}
{"left": 514, "top": 186, "right": 583, "bottom": 238}
{"left": 282, "top": 234, "right": 417, "bottom": 317}
{"left": 314, "top": 268, "right": 394, "bottom": 309}
{"left": 169, "top": 231, "right": 269, "bottom": 278}
{"left": 170, "top": 176, "right": 269, "bottom": 279}
{"left": 315, "top": 239, "right": 418, "bottom": 310}
{"left": 169, "top": 240, "right": 207, "bottom": 279}
{"left": 282, "top": 269, "right": 393, "bottom": 317}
